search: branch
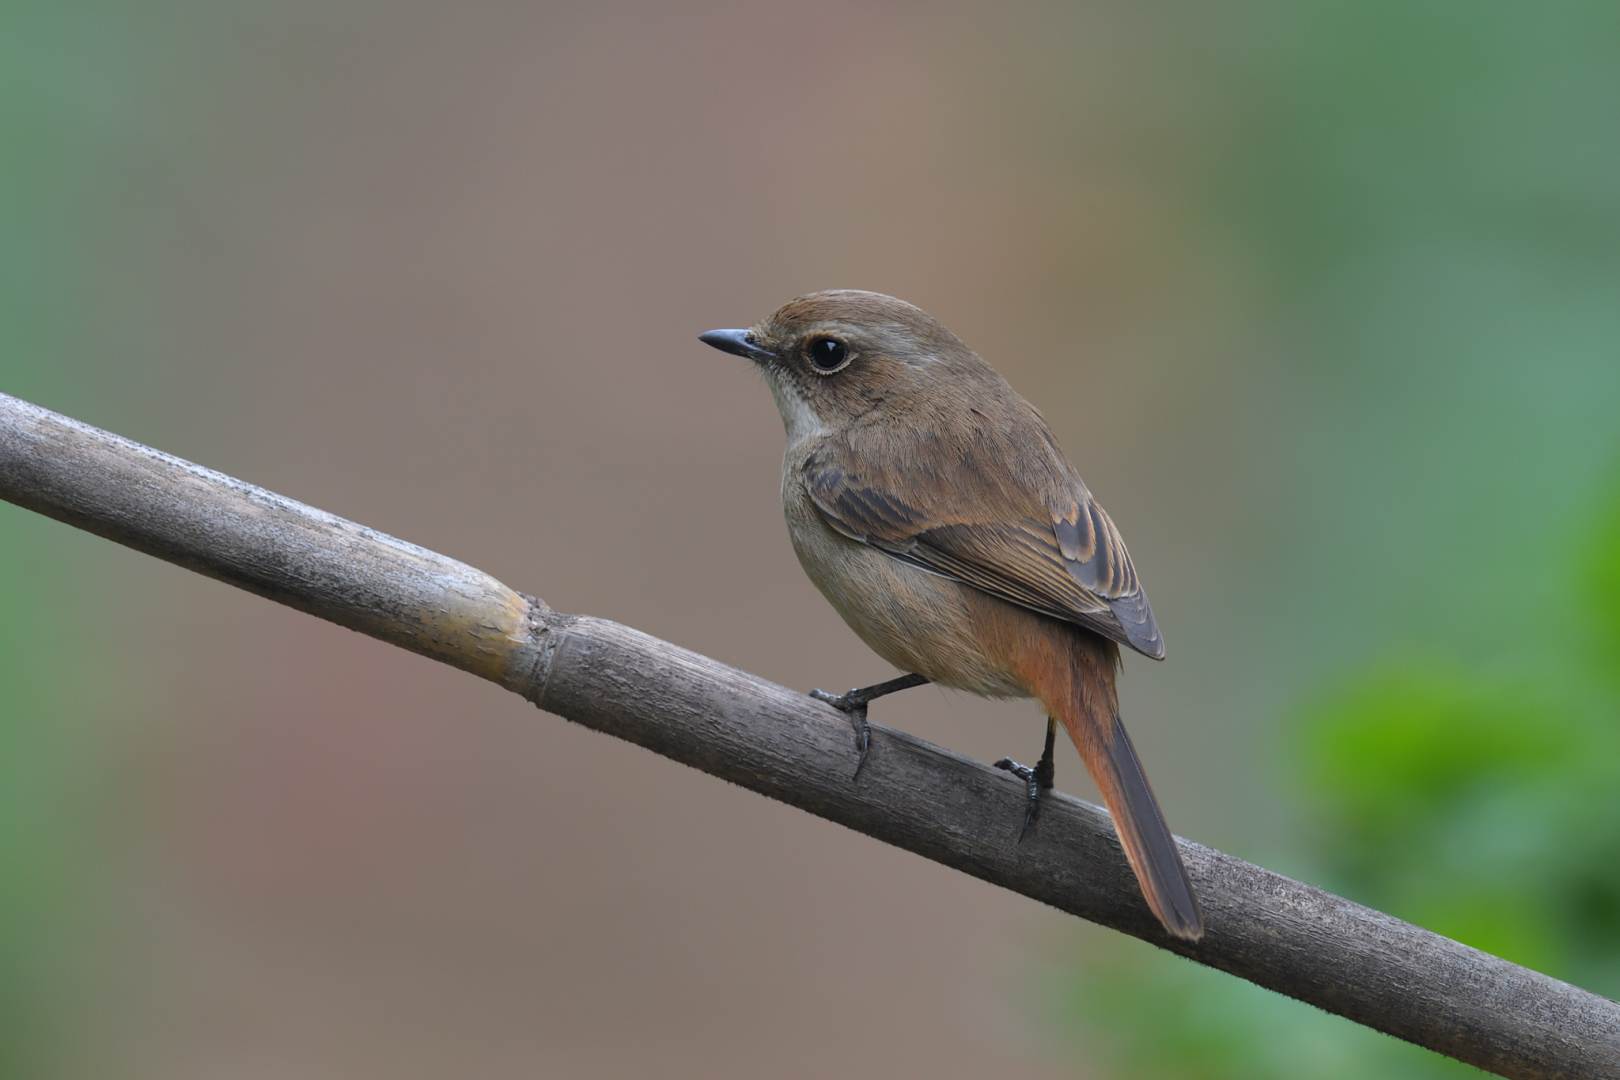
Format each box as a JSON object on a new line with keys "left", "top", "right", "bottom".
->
{"left": 1, "top": 390, "right": 1614, "bottom": 1080}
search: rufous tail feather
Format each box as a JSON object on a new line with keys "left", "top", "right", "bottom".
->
{"left": 1032, "top": 635, "right": 1203, "bottom": 941}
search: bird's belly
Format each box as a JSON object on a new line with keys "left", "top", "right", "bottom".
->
{"left": 784, "top": 494, "right": 1028, "bottom": 698}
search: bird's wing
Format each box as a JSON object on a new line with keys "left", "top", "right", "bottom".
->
{"left": 801, "top": 431, "right": 1165, "bottom": 660}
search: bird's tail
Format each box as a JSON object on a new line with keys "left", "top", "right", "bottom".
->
{"left": 1029, "top": 634, "right": 1203, "bottom": 941}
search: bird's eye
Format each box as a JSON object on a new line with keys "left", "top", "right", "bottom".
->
{"left": 807, "top": 337, "right": 850, "bottom": 374}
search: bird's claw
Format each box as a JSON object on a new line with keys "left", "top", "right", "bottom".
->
{"left": 994, "top": 757, "right": 1042, "bottom": 841}
{"left": 811, "top": 688, "right": 872, "bottom": 779}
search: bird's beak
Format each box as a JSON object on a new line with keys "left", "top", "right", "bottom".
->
{"left": 698, "top": 328, "right": 777, "bottom": 363}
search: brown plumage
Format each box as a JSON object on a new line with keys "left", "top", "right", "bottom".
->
{"left": 698, "top": 289, "right": 1202, "bottom": 941}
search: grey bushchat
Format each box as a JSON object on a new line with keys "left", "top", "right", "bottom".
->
{"left": 699, "top": 290, "right": 1201, "bottom": 941}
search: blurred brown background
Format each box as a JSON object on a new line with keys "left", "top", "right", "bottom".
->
{"left": 7, "top": 2, "right": 1619, "bottom": 1078}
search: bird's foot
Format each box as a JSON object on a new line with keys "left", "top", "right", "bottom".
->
{"left": 810, "top": 688, "right": 872, "bottom": 778}
{"left": 808, "top": 674, "right": 928, "bottom": 780}
{"left": 993, "top": 752, "right": 1055, "bottom": 842}
{"left": 993, "top": 758, "right": 1041, "bottom": 840}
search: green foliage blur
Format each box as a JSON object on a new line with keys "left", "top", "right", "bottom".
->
{"left": 1063, "top": 492, "right": 1620, "bottom": 1077}
{"left": 2, "top": 6, "right": 147, "bottom": 1074}
{"left": 1058, "top": 4, "right": 1620, "bottom": 1073}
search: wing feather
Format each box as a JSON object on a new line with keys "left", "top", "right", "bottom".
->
{"left": 803, "top": 437, "right": 1165, "bottom": 660}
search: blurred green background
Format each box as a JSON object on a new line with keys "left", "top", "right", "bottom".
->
{"left": 4, "top": 2, "right": 1618, "bottom": 1077}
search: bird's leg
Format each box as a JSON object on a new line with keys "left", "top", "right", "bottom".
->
{"left": 994, "top": 717, "right": 1057, "bottom": 842}
{"left": 810, "top": 673, "right": 930, "bottom": 778}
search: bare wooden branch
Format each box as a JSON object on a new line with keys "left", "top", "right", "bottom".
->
{"left": 1, "top": 389, "right": 1615, "bottom": 1079}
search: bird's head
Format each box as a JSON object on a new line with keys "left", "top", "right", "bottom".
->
{"left": 699, "top": 289, "right": 999, "bottom": 441}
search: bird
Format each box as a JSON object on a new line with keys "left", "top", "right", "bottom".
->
{"left": 698, "top": 289, "right": 1202, "bottom": 941}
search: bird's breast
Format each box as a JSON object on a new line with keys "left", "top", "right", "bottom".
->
{"left": 780, "top": 463, "right": 1028, "bottom": 698}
